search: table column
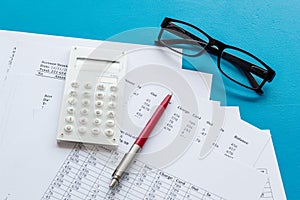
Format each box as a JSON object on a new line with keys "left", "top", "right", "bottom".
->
{"left": 104, "top": 157, "right": 144, "bottom": 199}
{"left": 144, "top": 170, "right": 175, "bottom": 200}
{"left": 123, "top": 163, "right": 156, "bottom": 199}
{"left": 42, "top": 144, "right": 89, "bottom": 200}
{"left": 164, "top": 177, "right": 190, "bottom": 200}
{"left": 85, "top": 146, "right": 113, "bottom": 199}
{"left": 184, "top": 185, "right": 206, "bottom": 200}
{"left": 62, "top": 145, "right": 94, "bottom": 200}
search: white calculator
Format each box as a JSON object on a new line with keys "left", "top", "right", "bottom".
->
{"left": 56, "top": 46, "right": 127, "bottom": 146}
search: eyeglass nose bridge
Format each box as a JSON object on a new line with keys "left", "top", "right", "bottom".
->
{"left": 207, "top": 39, "right": 226, "bottom": 53}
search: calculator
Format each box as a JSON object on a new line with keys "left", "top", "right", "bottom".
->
{"left": 56, "top": 46, "right": 127, "bottom": 146}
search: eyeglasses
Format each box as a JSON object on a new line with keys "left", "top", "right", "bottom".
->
{"left": 156, "top": 17, "right": 276, "bottom": 94}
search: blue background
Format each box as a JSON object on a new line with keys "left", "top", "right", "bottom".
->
{"left": 1, "top": 0, "right": 299, "bottom": 199}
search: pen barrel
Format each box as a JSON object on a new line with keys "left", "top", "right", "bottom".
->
{"left": 134, "top": 105, "right": 165, "bottom": 147}
{"left": 110, "top": 94, "right": 171, "bottom": 188}
{"left": 112, "top": 144, "right": 141, "bottom": 181}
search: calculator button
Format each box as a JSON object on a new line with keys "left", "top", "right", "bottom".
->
{"left": 91, "top": 127, "right": 101, "bottom": 135}
{"left": 79, "top": 117, "right": 88, "bottom": 125}
{"left": 67, "top": 97, "right": 77, "bottom": 105}
{"left": 83, "top": 91, "right": 91, "bottom": 97}
{"left": 108, "top": 101, "right": 116, "bottom": 109}
{"left": 64, "top": 125, "right": 73, "bottom": 133}
{"left": 80, "top": 108, "right": 89, "bottom": 115}
{"left": 107, "top": 111, "right": 115, "bottom": 118}
{"left": 93, "top": 118, "right": 102, "bottom": 126}
{"left": 95, "top": 100, "right": 104, "bottom": 107}
{"left": 65, "top": 116, "right": 75, "bottom": 123}
{"left": 97, "top": 84, "right": 105, "bottom": 90}
{"left": 95, "top": 109, "right": 103, "bottom": 116}
{"left": 71, "top": 82, "right": 79, "bottom": 88}
{"left": 67, "top": 107, "right": 75, "bottom": 114}
{"left": 104, "top": 129, "right": 114, "bottom": 137}
{"left": 69, "top": 90, "right": 78, "bottom": 97}
{"left": 109, "top": 93, "right": 117, "bottom": 100}
{"left": 95, "top": 92, "right": 105, "bottom": 99}
{"left": 105, "top": 120, "right": 115, "bottom": 127}
{"left": 78, "top": 126, "right": 87, "bottom": 134}
{"left": 84, "top": 82, "right": 93, "bottom": 89}
{"left": 82, "top": 99, "right": 90, "bottom": 106}
{"left": 110, "top": 85, "right": 118, "bottom": 92}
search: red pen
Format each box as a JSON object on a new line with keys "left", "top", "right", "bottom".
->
{"left": 110, "top": 94, "right": 172, "bottom": 188}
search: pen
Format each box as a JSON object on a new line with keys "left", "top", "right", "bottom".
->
{"left": 109, "top": 94, "right": 172, "bottom": 188}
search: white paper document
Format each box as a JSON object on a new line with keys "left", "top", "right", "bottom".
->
{"left": 0, "top": 74, "right": 266, "bottom": 200}
{"left": 255, "top": 131, "right": 287, "bottom": 200}
{"left": 0, "top": 30, "right": 285, "bottom": 200}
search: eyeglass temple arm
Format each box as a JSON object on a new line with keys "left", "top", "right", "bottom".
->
{"left": 156, "top": 39, "right": 208, "bottom": 53}
{"left": 243, "top": 69, "right": 263, "bottom": 94}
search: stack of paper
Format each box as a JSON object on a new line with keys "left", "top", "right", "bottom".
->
{"left": 0, "top": 30, "right": 286, "bottom": 200}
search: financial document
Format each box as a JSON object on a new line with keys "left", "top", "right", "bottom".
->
{"left": 0, "top": 30, "right": 286, "bottom": 200}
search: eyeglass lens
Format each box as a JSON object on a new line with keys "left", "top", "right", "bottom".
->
{"left": 220, "top": 48, "right": 267, "bottom": 89}
{"left": 159, "top": 21, "right": 209, "bottom": 56}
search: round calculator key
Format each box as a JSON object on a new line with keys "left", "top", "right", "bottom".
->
{"left": 110, "top": 85, "right": 118, "bottom": 92}
{"left": 83, "top": 91, "right": 91, "bottom": 97}
{"left": 67, "top": 107, "right": 75, "bottom": 114}
{"left": 93, "top": 118, "right": 102, "bottom": 126}
{"left": 105, "top": 119, "right": 115, "bottom": 127}
{"left": 84, "top": 82, "right": 93, "bottom": 89}
{"left": 67, "top": 97, "right": 77, "bottom": 105}
{"left": 104, "top": 129, "right": 114, "bottom": 137}
{"left": 81, "top": 99, "right": 90, "bottom": 106}
{"left": 109, "top": 93, "right": 117, "bottom": 100}
{"left": 64, "top": 125, "right": 73, "bottom": 133}
{"left": 69, "top": 90, "right": 78, "bottom": 97}
{"left": 71, "top": 82, "right": 79, "bottom": 88}
{"left": 78, "top": 126, "right": 87, "bottom": 134}
{"left": 95, "top": 109, "right": 103, "bottom": 116}
{"left": 97, "top": 84, "right": 105, "bottom": 90}
{"left": 91, "top": 127, "right": 101, "bottom": 135}
{"left": 95, "top": 100, "right": 104, "bottom": 107}
{"left": 95, "top": 92, "right": 105, "bottom": 99}
{"left": 79, "top": 117, "right": 88, "bottom": 125}
{"left": 108, "top": 101, "right": 116, "bottom": 109}
{"left": 106, "top": 110, "right": 115, "bottom": 118}
{"left": 80, "top": 108, "right": 89, "bottom": 115}
{"left": 65, "top": 116, "right": 75, "bottom": 123}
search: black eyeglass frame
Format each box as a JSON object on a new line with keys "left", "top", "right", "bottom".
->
{"left": 157, "top": 17, "right": 276, "bottom": 94}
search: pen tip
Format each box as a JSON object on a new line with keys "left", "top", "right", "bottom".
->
{"left": 109, "top": 178, "right": 119, "bottom": 188}
{"left": 161, "top": 93, "right": 172, "bottom": 109}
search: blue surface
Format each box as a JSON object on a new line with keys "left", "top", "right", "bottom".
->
{"left": 1, "top": 0, "right": 299, "bottom": 199}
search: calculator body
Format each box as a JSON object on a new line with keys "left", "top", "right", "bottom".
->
{"left": 56, "top": 46, "right": 127, "bottom": 146}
